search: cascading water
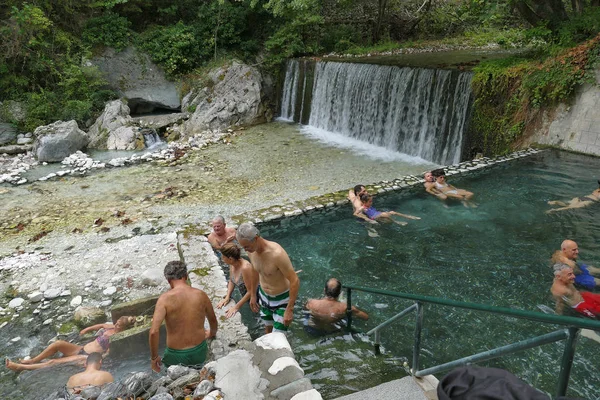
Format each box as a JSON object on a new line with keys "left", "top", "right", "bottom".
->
{"left": 279, "top": 60, "right": 473, "bottom": 165}
{"left": 141, "top": 128, "right": 163, "bottom": 150}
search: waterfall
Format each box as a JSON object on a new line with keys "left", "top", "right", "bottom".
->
{"left": 141, "top": 128, "right": 163, "bottom": 149}
{"left": 279, "top": 60, "right": 474, "bottom": 165}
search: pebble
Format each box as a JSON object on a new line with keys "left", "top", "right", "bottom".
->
{"left": 70, "top": 296, "right": 82, "bottom": 307}
{"left": 28, "top": 291, "right": 44, "bottom": 303}
{"left": 100, "top": 300, "right": 112, "bottom": 307}
{"left": 103, "top": 286, "right": 117, "bottom": 296}
{"left": 8, "top": 298, "right": 24, "bottom": 308}
{"left": 43, "top": 318, "right": 53, "bottom": 325}
{"left": 11, "top": 336, "right": 21, "bottom": 342}
{"left": 44, "top": 288, "right": 61, "bottom": 299}
{"left": 85, "top": 280, "right": 93, "bottom": 287}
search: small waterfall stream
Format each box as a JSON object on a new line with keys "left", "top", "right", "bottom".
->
{"left": 279, "top": 59, "right": 474, "bottom": 165}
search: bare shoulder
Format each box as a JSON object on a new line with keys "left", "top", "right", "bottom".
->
{"left": 226, "top": 227, "right": 237, "bottom": 235}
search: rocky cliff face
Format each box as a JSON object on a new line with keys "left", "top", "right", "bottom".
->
{"left": 527, "top": 69, "right": 600, "bottom": 156}
{"left": 89, "top": 47, "right": 181, "bottom": 114}
{"left": 181, "top": 61, "right": 273, "bottom": 135}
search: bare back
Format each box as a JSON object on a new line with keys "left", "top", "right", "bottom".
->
{"left": 158, "top": 286, "right": 211, "bottom": 349}
{"left": 306, "top": 299, "right": 346, "bottom": 322}
{"left": 67, "top": 370, "right": 113, "bottom": 391}
{"left": 248, "top": 240, "right": 292, "bottom": 295}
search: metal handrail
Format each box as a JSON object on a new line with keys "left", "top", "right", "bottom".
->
{"left": 343, "top": 284, "right": 600, "bottom": 397}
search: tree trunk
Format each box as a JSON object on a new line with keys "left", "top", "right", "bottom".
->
{"left": 373, "top": 0, "right": 388, "bottom": 43}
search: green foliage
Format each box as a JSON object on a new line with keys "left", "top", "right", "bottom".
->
{"left": 557, "top": 8, "right": 600, "bottom": 47}
{"left": 82, "top": 13, "right": 132, "bottom": 51}
{"left": 264, "top": 14, "right": 323, "bottom": 67}
{"left": 469, "top": 35, "right": 600, "bottom": 156}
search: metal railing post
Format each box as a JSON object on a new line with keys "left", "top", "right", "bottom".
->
{"left": 412, "top": 301, "right": 424, "bottom": 375}
{"left": 556, "top": 327, "right": 579, "bottom": 397}
{"left": 374, "top": 329, "right": 381, "bottom": 355}
{"left": 346, "top": 287, "right": 353, "bottom": 332}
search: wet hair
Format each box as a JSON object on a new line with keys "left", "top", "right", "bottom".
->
{"left": 431, "top": 168, "right": 446, "bottom": 178}
{"left": 86, "top": 352, "right": 103, "bottom": 366}
{"left": 237, "top": 222, "right": 259, "bottom": 242}
{"left": 220, "top": 243, "right": 241, "bottom": 260}
{"left": 325, "top": 278, "right": 342, "bottom": 299}
{"left": 360, "top": 193, "right": 372, "bottom": 203}
{"left": 213, "top": 215, "right": 225, "bottom": 225}
{"left": 553, "top": 263, "right": 571, "bottom": 276}
{"left": 116, "top": 315, "right": 134, "bottom": 331}
{"left": 597, "top": 179, "right": 600, "bottom": 188}
{"left": 164, "top": 260, "right": 188, "bottom": 281}
{"left": 353, "top": 185, "right": 365, "bottom": 196}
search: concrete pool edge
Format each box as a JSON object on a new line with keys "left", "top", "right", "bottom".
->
{"left": 182, "top": 147, "right": 544, "bottom": 238}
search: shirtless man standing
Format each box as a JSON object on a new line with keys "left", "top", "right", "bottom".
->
{"left": 237, "top": 223, "right": 300, "bottom": 334}
{"left": 67, "top": 353, "right": 113, "bottom": 394}
{"left": 551, "top": 239, "right": 600, "bottom": 290}
{"left": 551, "top": 263, "right": 600, "bottom": 318}
{"left": 150, "top": 261, "right": 218, "bottom": 371}
{"left": 207, "top": 216, "right": 237, "bottom": 251}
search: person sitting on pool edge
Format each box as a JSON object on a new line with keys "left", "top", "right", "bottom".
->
{"left": 551, "top": 263, "right": 600, "bottom": 318}
{"left": 431, "top": 168, "right": 475, "bottom": 207}
{"left": 305, "top": 278, "right": 369, "bottom": 336}
{"left": 5, "top": 316, "right": 135, "bottom": 371}
{"left": 551, "top": 239, "right": 600, "bottom": 291}
{"left": 546, "top": 180, "right": 600, "bottom": 214}
{"left": 348, "top": 184, "right": 377, "bottom": 224}
{"left": 355, "top": 193, "right": 420, "bottom": 226}
{"left": 424, "top": 171, "right": 447, "bottom": 200}
{"left": 67, "top": 352, "right": 114, "bottom": 394}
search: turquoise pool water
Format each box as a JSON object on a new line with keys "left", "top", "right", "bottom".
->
{"left": 250, "top": 150, "right": 600, "bottom": 399}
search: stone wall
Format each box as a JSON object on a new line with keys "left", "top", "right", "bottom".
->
{"left": 528, "top": 70, "right": 600, "bottom": 156}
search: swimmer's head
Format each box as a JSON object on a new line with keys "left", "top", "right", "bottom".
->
{"left": 431, "top": 168, "right": 445, "bottom": 178}
{"left": 359, "top": 193, "right": 372, "bottom": 206}
{"left": 354, "top": 185, "right": 366, "bottom": 196}
{"left": 424, "top": 172, "right": 434, "bottom": 182}
{"left": 220, "top": 242, "right": 241, "bottom": 260}
{"left": 325, "top": 278, "right": 342, "bottom": 299}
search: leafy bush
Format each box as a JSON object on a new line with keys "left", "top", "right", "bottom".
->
{"left": 82, "top": 13, "right": 132, "bottom": 51}
{"left": 264, "top": 14, "right": 323, "bottom": 67}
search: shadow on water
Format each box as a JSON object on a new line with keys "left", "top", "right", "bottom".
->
{"left": 258, "top": 150, "right": 600, "bottom": 399}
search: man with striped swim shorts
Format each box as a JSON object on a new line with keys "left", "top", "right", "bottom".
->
{"left": 237, "top": 222, "right": 300, "bottom": 334}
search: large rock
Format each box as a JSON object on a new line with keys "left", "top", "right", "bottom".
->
{"left": 32, "top": 120, "right": 90, "bottom": 162}
{"left": 0, "top": 101, "right": 26, "bottom": 123}
{"left": 89, "top": 47, "right": 180, "bottom": 114}
{"left": 73, "top": 306, "right": 107, "bottom": 328}
{"left": 87, "top": 100, "right": 133, "bottom": 149}
{"left": 182, "top": 61, "right": 272, "bottom": 134}
{"left": 106, "top": 125, "right": 143, "bottom": 150}
{"left": 0, "top": 123, "right": 18, "bottom": 145}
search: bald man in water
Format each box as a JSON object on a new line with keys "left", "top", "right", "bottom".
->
{"left": 67, "top": 353, "right": 113, "bottom": 394}
{"left": 551, "top": 239, "right": 600, "bottom": 290}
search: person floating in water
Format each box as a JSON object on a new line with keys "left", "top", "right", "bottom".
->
{"left": 348, "top": 184, "right": 377, "bottom": 224}
{"left": 423, "top": 171, "right": 447, "bottom": 200}
{"left": 355, "top": 193, "right": 420, "bottom": 226}
{"left": 431, "top": 169, "right": 475, "bottom": 206}
{"left": 304, "top": 278, "right": 368, "bottom": 335}
{"left": 551, "top": 263, "right": 600, "bottom": 318}
{"left": 67, "top": 352, "right": 114, "bottom": 394}
{"left": 551, "top": 239, "right": 600, "bottom": 291}
{"left": 150, "top": 261, "right": 217, "bottom": 372}
{"left": 5, "top": 316, "right": 135, "bottom": 371}
{"left": 217, "top": 243, "right": 259, "bottom": 318}
{"left": 207, "top": 215, "right": 237, "bottom": 251}
{"left": 546, "top": 181, "right": 600, "bottom": 214}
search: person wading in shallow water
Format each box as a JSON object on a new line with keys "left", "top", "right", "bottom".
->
{"left": 236, "top": 223, "right": 300, "bottom": 335}
{"left": 304, "top": 278, "right": 369, "bottom": 335}
{"left": 207, "top": 215, "right": 237, "bottom": 251}
{"left": 150, "top": 261, "right": 217, "bottom": 371}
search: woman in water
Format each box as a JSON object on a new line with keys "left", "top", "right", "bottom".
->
{"left": 431, "top": 169, "right": 475, "bottom": 207}
{"left": 6, "top": 316, "right": 135, "bottom": 371}
{"left": 355, "top": 193, "right": 420, "bottom": 226}
{"left": 217, "top": 243, "right": 258, "bottom": 318}
{"left": 547, "top": 181, "right": 600, "bottom": 213}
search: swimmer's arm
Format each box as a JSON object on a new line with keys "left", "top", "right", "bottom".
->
{"left": 149, "top": 296, "right": 167, "bottom": 361}
{"left": 348, "top": 189, "right": 356, "bottom": 202}
{"left": 79, "top": 323, "right": 113, "bottom": 335}
{"left": 353, "top": 208, "right": 372, "bottom": 222}
{"left": 203, "top": 291, "right": 218, "bottom": 339}
{"left": 425, "top": 184, "right": 447, "bottom": 200}
{"left": 554, "top": 297, "right": 565, "bottom": 315}
{"left": 207, "top": 233, "right": 220, "bottom": 250}
{"left": 234, "top": 266, "right": 258, "bottom": 310}
{"left": 217, "top": 280, "right": 235, "bottom": 309}
{"left": 586, "top": 265, "right": 600, "bottom": 275}
{"left": 248, "top": 261, "right": 259, "bottom": 313}
{"left": 351, "top": 305, "right": 369, "bottom": 320}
